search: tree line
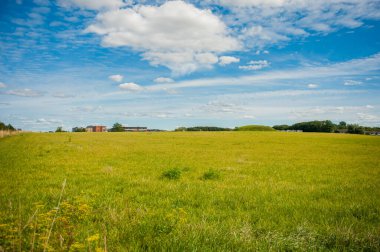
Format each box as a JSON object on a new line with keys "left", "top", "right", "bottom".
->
{"left": 0, "top": 121, "right": 16, "bottom": 131}
{"left": 175, "top": 126, "right": 232, "bottom": 131}
{"left": 273, "top": 120, "right": 380, "bottom": 134}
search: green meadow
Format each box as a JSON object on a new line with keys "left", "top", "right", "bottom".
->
{"left": 0, "top": 132, "right": 379, "bottom": 251}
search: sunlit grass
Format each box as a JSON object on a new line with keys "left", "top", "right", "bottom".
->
{"left": 0, "top": 132, "right": 379, "bottom": 250}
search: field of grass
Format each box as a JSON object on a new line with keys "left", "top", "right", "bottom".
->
{"left": 0, "top": 132, "right": 380, "bottom": 251}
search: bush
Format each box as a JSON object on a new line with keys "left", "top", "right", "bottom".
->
{"left": 161, "top": 168, "right": 182, "bottom": 180}
{"left": 201, "top": 169, "right": 221, "bottom": 180}
{"left": 235, "top": 125, "right": 275, "bottom": 131}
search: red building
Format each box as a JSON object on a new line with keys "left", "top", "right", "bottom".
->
{"left": 86, "top": 125, "right": 107, "bottom": 132}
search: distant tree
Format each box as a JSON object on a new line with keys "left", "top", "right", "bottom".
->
{"left": 290, "top": 120, "right": 335, "bottom": 133}
{"left": 273, "top": 125, "right": 290, "bottom": 130}
{"left": 321, "top": 120, "right": 335, "bottom": 132}
{"left": 347, "top": 124, "right": 364, "bottom": 134}
{"left": 7, "top": 124, "right": 15, "bottom": 131}
{"left": 0, "top": 122, "right": 16, "bottom": 131}
{"left": 174, "top": 127, "right": 187, "bottom": 131}
{"left": 235, "top": 125, "right": 275, "bottom": 131}
{"left": 174, "top": 126, "right": 232, "bottom": 131}
{"left": 111, "top": 122, "right": 124, "bottom": 132}
{"left": 338, "top": 121, "right": 347, "bottom": 129}
{"left": 55, "top": 127, "right": 64, "bottom": 132}
{"left": 72, "top": 127, "right": 86, "bottom": 132}
{"left": 364, "top": 126, "right": 380, "bottom": 132}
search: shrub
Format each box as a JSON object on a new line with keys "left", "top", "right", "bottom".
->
{"left": 235, "top": 125, "right": 275, "bottom": 131}
{"left": 161, "top": 168, "right": 182, "bottom": 180}
{"left": 202, "top": 169, "right": 221, "bottom": 180}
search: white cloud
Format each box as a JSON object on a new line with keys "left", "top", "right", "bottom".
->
{"left": 242, "top": 25, "right": 291, "bottom": 48}
{"left": 86, "top": 1, "right": 240, "bottom": 75}
{"left": 307, "top": 83, "right": 318, "bottom": 89}
{"left": 0, "top": 82, "right": 6, "bottom": 88}
{"left": 109, "top": 74, "right": 123, "bottom": 82}
{"left": 239, "top": 60, "right": 269, "bottom": 70}
{"left": 202, "top": 101, "right": 242, "bottom": 113}
{"left": 145, "top": 53, "right": 380, "bottom": 91}
{"left": 214, "top": 0, "right": 380, "bottom": 48}
{"left": 243, "top": 115, "right": 255, "bottom": 119}
{"left": 36, "top": 118, "right": 62, "bottom": 124}
{"left": 119, "top": 82, "right": 144, "bottom": 92}
{"left": 69, "top": 106, "right": 103, "bottom": 113}
{"left": 53, "top": 92, "right": 75, "bottom": 98}
{"left": 154, "top": 77, "right": 174, "bottom": 83}
{"left": 357, "top": 113, "right": 380, "bottom": 122}
{"left": 344, "top": 80, "right": 363, "bottom": 86}
{"left": 219, "top": 56, "right": 240, "bottom": 66}
{"left": 366, "top": 105, "right": 374, "bottom": 109}
{"left": 6, "top": 89, "right": 43, "bottom": 97}
{"left": 58, "top": 0, "right": 126, "bottom": 11}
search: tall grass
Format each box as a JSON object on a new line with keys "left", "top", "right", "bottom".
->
{"left": 0, "top": 132, "right": 379, "bottom": 250}
{"left": 0, "top": 130, "right": 20, "bottom": 138}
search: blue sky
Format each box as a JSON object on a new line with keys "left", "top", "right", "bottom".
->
{"left": 0, "top": 0, "right": 380, "bottom": 131}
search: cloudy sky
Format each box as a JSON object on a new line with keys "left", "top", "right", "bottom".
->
{"left": 0, "top": 0, "right": 379, "bottom": 131}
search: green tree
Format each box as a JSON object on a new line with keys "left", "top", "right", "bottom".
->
{"left": 273, "top": 125, "right": 290, "bottom": 130}
{"left": 111, "top": 123, "right": 124, "bottom": 132}
{"left": 55, "top": 127, "right": 64, "bottom": 132}
{"left": 347, "top": 124, "right": 364, "bottom": 134}
{"left": 338, "top": 121, "right": 347, "bottom": 129}
{"left": 6, "top": 124, "right": 15, "bottom": 131}
{"left": 72, "top": 127, "right": 86, "bottom": 132}
{"left": 175, "top": 127, "right": 187, "bottom": 131}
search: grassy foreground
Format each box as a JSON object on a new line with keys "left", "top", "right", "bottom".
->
{"left": 0, "top": 132, "right": 379, "bottom": 251}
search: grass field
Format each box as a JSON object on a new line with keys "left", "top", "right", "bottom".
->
{"left": 0, "top": 132, "right": 379, "bottom": 251}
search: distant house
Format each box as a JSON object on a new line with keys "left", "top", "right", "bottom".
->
{"left": 365, "top": 131, "right": 380, "bottom": 136}
{"left": 122, "top": 126, "right": 147, "bottom": 132}
{"left": 86, "top": 125, "right": 107, "bottom": 132}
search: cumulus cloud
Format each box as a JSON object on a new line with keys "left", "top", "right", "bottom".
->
{"left": 0, "top": 82, "right": 6, "bottom": 88}
{"left": 6, "top": 89, "right": 43, "bottom": 97}
{"left": 86, "top": 1, "right": 240, "bottom": 75}
{"left": 219, "top": 56, "right": 240, "bottom": 66}
{"left": 154, "top": 77, "right": 174, "bottom": 83}
{"left": 239, "top": 60, "right": 269, "bottom": 70}
{"left": 109, "top": 74, "right": 123, "bottom": 82}
{"left": 344, "top": 80, "right": 363, "bottom": 86}
{"left": 58, "top": 0, "right": 126, "bottom": 11}
{"left": 119, "top": 82, "right": 144, "bottom": 92}
{"left": 307, "top": 83, "right": 318, "bottom": 89}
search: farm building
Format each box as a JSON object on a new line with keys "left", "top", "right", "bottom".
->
{"left": 365, "top": 131, "right": 380, "bottom": 136}
{"left": 86, "top": 125, "right": 107, "bottom": 132}
{"left": 122, "top": 127, "right": 148, "bottom": 132}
